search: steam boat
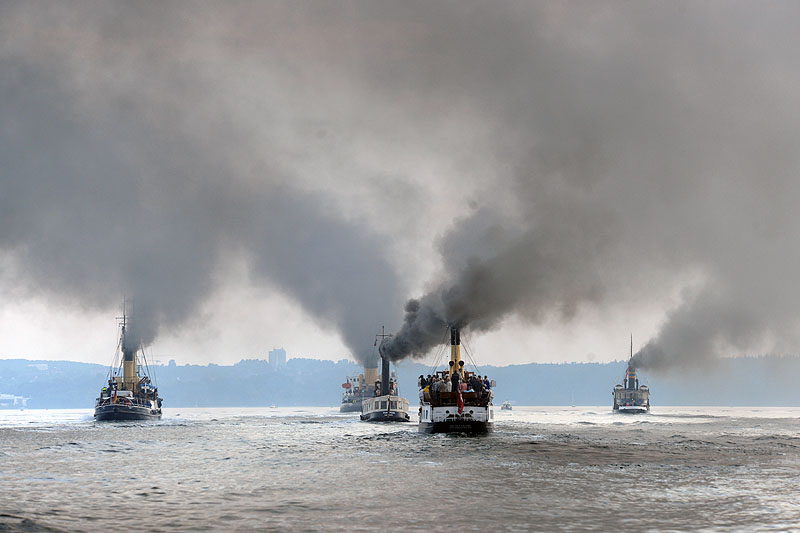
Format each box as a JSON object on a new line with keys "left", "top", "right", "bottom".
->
{"left": 361, "top": 328, "right": 410, "bottom": 422}
{"left": 341, "top": 363, "right": 383, "bottom": 412}
{"left": 94, "top": 308, "right": 162, "bottom": 421}
{"left": 500, "top": 400, "right": 512, "bottom": 411}
{"left": 613, "top": 338, "right": 650, "bottom": 414}
{"left": 361, "top": 394, "right": 410, "bottom": 422}
{"left": 417, "top": 327, "right": 494, "bottom": 434}
{"left": 340, "top": 373, "right": 367, "bottom": 412}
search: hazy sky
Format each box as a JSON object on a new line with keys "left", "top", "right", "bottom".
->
{"left": 2, "top": 2, "right": 800, "bottom": 369}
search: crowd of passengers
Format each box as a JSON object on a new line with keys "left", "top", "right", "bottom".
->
{"left": 98, "top": 377, "right": 161, "bottom": 408}
{"left": 417, "top": 360, "right": 493, "bottom": 404}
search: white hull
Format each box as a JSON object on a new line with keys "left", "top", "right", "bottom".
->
{"left": 361, "top": 395, "right": 410, "bottom": 422}
{"left": 419, "top": 403, "right": 494, "bottom": 434}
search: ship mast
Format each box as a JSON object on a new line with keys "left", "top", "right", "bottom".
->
{"left": 626, "top": 334, "right": 637, "bottom": 391}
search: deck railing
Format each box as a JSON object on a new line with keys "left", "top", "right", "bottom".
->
{"left": 96, "top": 397, "right": 155, "bottom": 408}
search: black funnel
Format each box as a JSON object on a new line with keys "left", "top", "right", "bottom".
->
{"left": 381, "top": 356, "right": 390, "bottom": 396}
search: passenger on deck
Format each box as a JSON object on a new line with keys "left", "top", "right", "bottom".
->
{"left": 484, "top": 376, "right": 491, "bottom": 390}
{"left": 374, "top": 380, "right": 381, "bottom": 396}
{"left": 443, "top": 375, "right": 452, "bottom": 393}
{"left": 450, "top": 369, "right": 460, "bottom": 392}
{"left": 471, "top": 375, "right": 484, "bottom": 396}
{"left": 418, "top": 375, "right": 426, "bottom": 389}
{"left": 430, "top": 377, "right": 440, "bottom": 402}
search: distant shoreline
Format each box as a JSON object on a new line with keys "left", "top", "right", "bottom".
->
{"left": 3, "top": 356, "right": 800, "bottom": 408}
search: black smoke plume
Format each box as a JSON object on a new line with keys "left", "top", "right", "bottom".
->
{"left": 0, "top": 2, "right": 407, "bottom": 363}
{"left": 4, "top": 2, "right": 800, "bottom": 370}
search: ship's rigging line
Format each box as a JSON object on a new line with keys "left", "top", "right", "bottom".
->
{"left": 460, "top": 332, "right": 482, "bottom": 376}
{"left": 140, "top": 345, "right": 157, "bottom": 388}
{"left": 107, "top": 332, "right": 122, "bottom": 381}
{"left": 103, "top": 317, "right": 157, "bottom": 388}
{"left": 427, "top": 326, "right": 450, "bottom": 376}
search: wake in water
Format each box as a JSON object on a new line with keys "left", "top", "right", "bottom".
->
{"left": 1, "top": 406, "right": 799, "bottom": 531}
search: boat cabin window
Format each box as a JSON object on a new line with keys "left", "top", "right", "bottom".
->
{"left": 380, "top": 401, "right": 387, "bottom": 409}
{"left": 390, "top": 401, "right": 397, "bottom": 410}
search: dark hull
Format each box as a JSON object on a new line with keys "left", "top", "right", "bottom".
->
{"left": 340, "top": 402, "right": 362, "bottom": 413}
{"left": 360, "top": 410, "right": 410, "bottom": 422}
{"left": 419, "top": 420, "right": 492, "bottom": 435}
{"left": 94, "top": 404, "right": 161, "bottom": 421}
{"left": 613, "top": 406, "right": 650, "bottom": 414}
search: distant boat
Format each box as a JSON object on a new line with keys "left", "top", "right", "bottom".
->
{"left": 361, "top": 327, "right": 410, "bottom": 422}
{"left": 94, "top": 304, "right": 162, "bottom": 421}
{"left": 340, "top": 370, "right": 374, "bottom": 413}
{"left": 0, "top": 393, "right": 28, "bottom": 410}
{"left": 612, "top": 337, "right": 650, "bottom": 414}
{"left": 500, "top": 400, "right": 512, "bottom": 411}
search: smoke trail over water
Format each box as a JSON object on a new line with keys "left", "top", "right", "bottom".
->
{"left": 3, "top": 2, "right": 800, "bottom": 368}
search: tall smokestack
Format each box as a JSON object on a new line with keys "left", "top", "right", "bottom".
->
{"left": 449, "top": 327, "right": 461, "bottom": 377}
{"left": 381, "top": 356, "right": 390, "bottom": 397}
{"left": 123, "top": 346, "right": 137, "bottom": 391}
{"left": 120, "top": 314, "right": 138, "bottom": 391}
{"left": 626, "top": 364, "right": 637, "bottom": 391}
{"left": 364, "top": 366, "right": 378, "bottom": 390}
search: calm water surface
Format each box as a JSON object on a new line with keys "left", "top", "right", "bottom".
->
{"left": 1, "top": 406, "right": 799, "bottom": 531}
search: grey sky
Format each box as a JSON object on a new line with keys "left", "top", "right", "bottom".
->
{"left": 2, "top": 2, "right": 799, "bottom": 370}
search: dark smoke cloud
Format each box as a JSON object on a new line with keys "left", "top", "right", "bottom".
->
{"left": 377, "top": 2, "right": 800, "bottom": 367}
{"left": 0, "top": 1, "right": 409, "bottom": 363}
{"left": 381, "top": 208, "right": 611, "bottom": 360}
{"left": 4, "top": 2, "right": 800, "bottom": 369}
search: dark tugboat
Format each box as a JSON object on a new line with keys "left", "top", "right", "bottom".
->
{"left": 361, "top": 328, "right": 410, "bottom": 422}
{"left": 94, "top": 306, "right": 162, "bottom": 421}
{"left": 612, "top": 337, "right": 650, "bottom": 414}
{"left": 413, "top": 327, "right": 494, "bottom": 434}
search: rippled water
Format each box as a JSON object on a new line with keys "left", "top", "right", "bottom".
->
{"left": 1, "top": 406, "right": 799, "bottom": 531}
